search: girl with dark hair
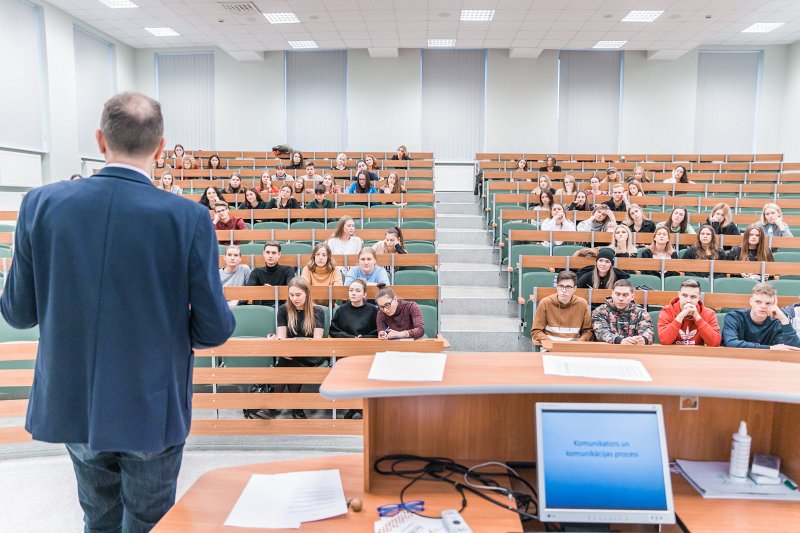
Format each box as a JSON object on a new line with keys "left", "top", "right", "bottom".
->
{"left": 664, "top": 165, "right": 690, "bottom": 184}
{"left": 256, "top": 172, "right": 279, "bottom": 196}
{"left": 728, "top": 223, "right": 774, "bottom": 280}
{"left": 265, "top": 184, "right": 301, "bottom": 209}
{"left": 656, "top": 207, "right": 695, "bottom": 234}
{"left": 301, "top": 242, "right": 342, "bottom": 296}
{"left": 539, "top": 156, "right": 561, "bottom": 173}
{"left": 683, "top": 225, "right": 727, "bottom": 277}
{"left": 371, "top": 226, "right": 406, "bottom": 255}
{"left": 347, "top": 170, "right": 377, "bottom": 194}
{"left": 224, "top": 172, "right": 244, "bottom": 196}
{"left": 199, "top": 186, "right": 225, "bottom": 210}
{"left": 288, "top": 151, "right": 305, "bottom": 170}
{"left": 239, "top": 188, "right": 268, "bottom": 210}
{"left": 329, "top": 279, "right": 379, "bottom": 340}
{"left": 208, "top": 154, "right": 222, "bottom": 170}
{"left": 534, "top": 190, "right": 555, "bottom": 211}
{"left": 576, "top": 247, "right": 630, "bottom": 289}
{"left": 567, "top": 190, "right": 590, "bottom": 211}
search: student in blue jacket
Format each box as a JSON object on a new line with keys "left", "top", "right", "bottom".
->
{"left": 722, "top": 282, "right": 800, "bottom": 350}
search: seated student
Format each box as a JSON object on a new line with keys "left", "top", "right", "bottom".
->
{"left": 273, "top": 161, "right": 290, "bottom": 181}
{"left": 364, "top": 154, "right": 380, "bottom": 175}
{"left": 239, "top": 188, "right": 269, "bottom": 211}
{"left": 625, "top": 203, "right": 656, "bottom": 234}
{"left": 576, "top": 247, "right": 630, "bottom": 290}
{"left": 353, "top": 160, "right": 379, "bottom": 181}
{"left": 219, "top": 245, "right": 252, "bottom": 308}
{"left": 781, "top": 294, "right": 800, "bottom": 338}
{"left": 330, "top": 279, "right": 379, "bottom": 339}
{"left": 372, "top": 226, "right": 407, "bottom": 255}
{"left": 266, "top": 184, "right": 302, "bottom": 210}
{"left": 682, "top": 224, "right": 726, "bottom": 277}
{"left": 213, "top": 202, "right": 246, "bottom": 244}
{"left": 292, "top": 178, "right": 307, "bottom": 205}
{"left": 727, "top": 223, "right": 773, "bottom": 281}
{"left": 540, "top": 203, "right": 576, "bottom": 247}
{"left": 327, "top": 215, "right": 363, "bottom": 256}
{"left": 532, "top": 175, "right": 556, "bottom": 198}
{"left": 656, "top": 207, "right": 696, "bottom": 234}
{"left": 347, "top": 170, "right": 378, "bottom": 195}
{"left": 334, "top": 152, "right": 349, "bottom": 170}
{"left": 602, "top": 183, "right": 628, "bottom": 212}
{"left": 224, "top": 172, "right": 244, "bottom": 196}
{"left": 707, "top": 202, "right": 740, "bottom": 238}
{"left": 539, "top": 155, "right": 561, "bottom": 173}
{"left": 601, "top": 167, "right": 623, "bottom": 186}
{"left": 155, "top": 150, "right": 172, "bottom": 170}
{"left": 304, "top": 162, "right": 323, "bottom": 182}
{"left": 207, "top": 153, "right": 222, "bottom": 171}
{"left": 629, "top": 165, "right": 649, "bottom": 183}
{"left": 663, "top": 165, "right": 690, "bottom": 185}
{"left": 321, "top": 173, "right": 341, "bottom": 195}
{"left": 556, "top": 174, "right": 578, "bottom": 200}
{"left": 257, "top": 172, "right": 279, "bottom": 197}
{"left": 592, "top": 279, "right": 653, "bottom": 345}
{"left": 199, "top": 186, "right": 226, "bottom": 211}
{"left": 586, "top": 175, "right": 604, "bottom": 198}
{"left": 305, "top": 184, "right": 335, "bottom": 211}
{"left": 157, "top": 172, "right": 182, "bottom": 194}
{"left": 657, "top": 279, "right": 721, "bottom": 346}
{"left": 391, "top": 145, "right": 411, "bottom": 160}
{"left": 566, "top": 190, "right": 590, "bottom": 211}
{"left": 172, "top": 143, "right": 185, "bottom": 166}
{"left": 300, "top": 242, "right": 342, "bottom": 299}
{"left": 723, "top": 282, "right": 800, "bottom": 350}
{"left": 263, "top": 277, "right": 326, "bottom": 420}
{"left": 288, "top": 151, "right": 305, "bottom": 170}
{"left": 531, "top": 270, "right": 593, "bottom": 350}
{"left": 380, "top": 171, "right": 407, "bottom": 207}
{"left": 245, "top": 241, "right": 295, "bottom": 305}
{"left": 181, "top": 154, "right": 197, "bottom": 170}
{"left": 610, "top": 225, "right": 637, "bottom": 258}
{"left": 627, "top": 179, "right": 645, "bottom": 198}
{"left": 344, "top": 248, "right": 390, "bottom": 286}
{"left": 376, "top": 287, "right": 425, "bottom": 339}
{"left": 639, "top": 226, "right": 679, "bottom": 278}
{"left": 514, "top": 157, "right": 530, "bottom": 175}
{"left": 757, "top": 202, "right": 793, "bottom": 238}
{"left": 576, "top": 204, "right": 617, "bottom": 232}
{"left": 533, "top": 190, "right": 555, "bottom": 211}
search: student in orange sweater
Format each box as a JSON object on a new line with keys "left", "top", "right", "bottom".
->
{"left": 531, "top": 270, "right": 593, "bottom": 350}
{"left": 657, "top": 279, "right": 721, "bottom": 346}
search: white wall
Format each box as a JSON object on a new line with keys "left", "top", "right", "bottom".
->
{"left": 780, "top": 41, "right": 800, "bottom": 161}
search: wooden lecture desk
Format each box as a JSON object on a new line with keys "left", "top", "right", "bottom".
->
{"left": 156, "top": 352, "right": 800, "bottom": 532}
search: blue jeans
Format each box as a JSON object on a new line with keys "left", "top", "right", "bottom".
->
{"left": 65, "top": 442, "right": 185, "bottom": 533}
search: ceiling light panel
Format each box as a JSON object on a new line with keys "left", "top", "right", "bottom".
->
{"left": 98, "top": 0, "right": 138, "bottom": 7}
{"left": 621, "top": 10, "right": 663, "bottom": 23}
{"left": 593, "top": 40, "right": 626, "bottom": 49}
{"left": 288, "top": 40, "right": 318, "bottom": 49}
{"left": 741, "top": 22, "right": 784, "bottom": 33}
{"left": 264, "top": 12, "right": 300, "bottom": 24}
{"left": 145, "top": 27, "right": 179, "bottom": 37}
{"left": 460, "top": 10, "right": 494, "bottom": 22}
{"left": 428, "top": 38, "right": 456, "bottom": 47}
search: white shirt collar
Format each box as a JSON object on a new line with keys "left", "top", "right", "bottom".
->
{"left": 105, "top": 163, "right": 152, "bottom": 181}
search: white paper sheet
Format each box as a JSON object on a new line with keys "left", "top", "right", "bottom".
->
{"left": 224, "top": 469, "right": 348, "bottom": 529}
{"left": 367, "top": 351, "right": 447, "bottom": 382}
{"left": 676, "top": 460, "right": 800, "bottom": 501}
{"left": 542, "top": 355, "right": 652, "bottom": 382}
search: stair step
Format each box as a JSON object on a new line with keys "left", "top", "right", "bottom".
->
{"left": 437, "top": 244, "right": 496, "bottom": 263}
{"left": 441, "top": 286, "right": 514, "bottom": 315}
{"left": 436, "top": 214, "right": 485, "bottom": 229}
{"left": 439, "top": 262, "right": 503, "bottom": 286}
{"left": 436, "top": 192, "right": 478, "bottom": 203}
{"left": 436, "top": 228, "right": 492, "bottom": 245}
{"left": 441, "top": 315, "right": 530, "bottom": 351}
{"left": 435, "top": 202, "right": 481, "bottom": 215}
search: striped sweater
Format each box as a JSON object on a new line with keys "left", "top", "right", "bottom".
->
{"left": 531, "top": 294, "right": 594, "bottom": 344}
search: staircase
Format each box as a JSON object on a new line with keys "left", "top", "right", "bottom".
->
{"left": 436, "top": 191, "right": 532, "bottom": 352}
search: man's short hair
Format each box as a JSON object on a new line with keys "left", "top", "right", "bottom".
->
{"left": 306, "top": 162, "right": 315, "bottom": 168}
{"left": 752, "top": 282, "right": 776, "bottom": 298}
{"left": 612, "top": 183, "right": 624, "bottom": 190}
{"left": 100, "top": 92, "right": 163, "bottom": 158}
{"left": 613, "top": 279, "right": 633, "bottom": 291}
{"left": 375, "top": 287, "right": 395, "bottom": 301}
{"left": 556, "top": 270, "right": 577, "bottom": 285}
{"left": 214, "top": 202, "right": 229, "bottom": 211}
{"left": 313, "top": 184, "right": 326, "bottom": 195}
{"left": 679, "top": 279, "right": 701, "bottom": 291}
{"left": 263, "top": 240, "right": 281, "bottom": 252}
{"left": 225, "top": 245, "right": 241, "bottom": 255}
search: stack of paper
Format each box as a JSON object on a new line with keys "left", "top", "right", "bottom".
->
{"left": 542, "top": 355, "right": 652, "bottom": 382}
{"left": 368, "top": 351, "right": 447, "bottom": 382}
{"left": 675, "top": 460, "right": 800, "bottom": 501}
{"left": 225, "top": 469, "right": 348, "bottom": 528}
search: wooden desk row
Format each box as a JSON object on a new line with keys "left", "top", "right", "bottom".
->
{"left": 172, "top": 150, "right": 434, "bottom": 160}
{"left": 490, "top": 193, "right": 800, "bottom": 212}
{"left": 486, "top": 180, "right": 800, "bottom": 197}
{"left": 155, "top": 166, "right": 434, "bottom": 179}
{"left": 476, "top": 152, "right": 786, "bottom": 164}
{"left": 481, "top": 169, "right": 799, "bottom": 184}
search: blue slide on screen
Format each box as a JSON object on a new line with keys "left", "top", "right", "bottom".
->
{"left": 540, "top": 410, "right": 668, "bottom": 510}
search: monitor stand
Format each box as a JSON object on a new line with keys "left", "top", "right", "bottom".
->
{"left": 561, "top": 524, "right": 615, "bottom": 532}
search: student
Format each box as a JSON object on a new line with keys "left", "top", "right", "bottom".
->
{"left": 288, "top": 151, "right": 305, "bottom": 170}
{"left": 640, "top": 227, "right": 677, "bottom": 260}
{"left": 181, "top": 155, "right": 197, "bottom": 170}
{"left": 664, "top": 165, "right": 690, "bottom": 184}
{"left": 257, "top": 172, "right": 279, "bottom": 196}
{"left": 601, "top": 167, "right": 623, "bottom": 186}
{"left": 534, "top": 190, "right": 555, "bottom": 211}
{"left": 347, "top": 170, "right": 378, "bottom": 195}
{"left": 239, "top": 188, "right": 269, "bottom": 211}
{"left": 266, "top": 184, "right": 302, "bottom": 210}
{"left": 539, "top": 156, "right": 561, "bottom": 173}
{"left": 223, "top": 172, "right": 244, "bottom": 196}
{"left": 219, "top": 245, "right": 252, "bottom": 308}
{"left": 532, "top": 175, "right": 556, "bottom": 198}
{"left": 727, "top": 223, "right": 773, "bottom": 280}
{"left": 305, "top": 184, "right": 335, "bottom": 210}
{"left": 199, "top": 186, "right": 225, "bottom": 211}
{"left": 380, "top": 171, "right": 407, "bottom": 207}
{"left": 610, "top": 225, "right": 637, "bottom": 258}
{"left": 656, "top": 207, "right": 696, "bottom": 234}
{"left": 344, "top": 248, "right": 390, "bottom": 286}
{"left": 576, "top": 247, "right": 630, "bottom": 289}
{"left": 334, "top": 153, "right": 349, "bottom": 170}
{"left": 629, "top": 165, "right": 648, "bottom": 183}
{"left": 353, "top": 160, "right": 379, "bottom": 182}
{"left": 292, "top": 178, "right": 306, "bottom": 202}
{"left": 577, "top": 204, "right": 616, "bottom": 233}
{"left": 682, "top": 225, "right": 726, "bottom": 277}
{"left": 627, "top": 180, "right": 645, "bottom": 198}
{"left": 586, "top": 175, "right": 604, "bottom": 198}
{"left": 540, "top": 203, "right": 576, "bottom": 247}
{"left": 625, "top": 204, "right": 656, "bottom": 233}
{"left": 531, "top": 270, "right": 593, "bottom": 349}
{"left": 567, "top": 190, "right": 590, "bottom": 211}
{"left": 371, "top": 226, "right": 407, "bottom": 255}
{"left": 602, "top": 183, "right": 627, "bottom": 212}
{"left": 273, "top": 162, "right": 289, "bottom": 181}
{"left": 329, "top": 279, "right": 379, "bottom": 340}
{"left": 158, "top": 172, "right": 182, "bottom": 194}
{"left": 723, "top": 282, "right": 800, "bottom": 350}
{"left": 757, "top": 203, "right": 793, "bottom": 238}
{"left": 514, "top": 158, "right": 530, "bottom": 175}
{"left": 304, "top": 162, "right": 323, "bottom": 182}
{"left": 155, "top": 151, "right": 171, "bottom": 170}
{"left": 556, "top": 174, "right": 578, "bottom": 200}
{"left": 657, "top": 279, "right": 721, "bottom": 346}
{"left": 707, "top": 202, "right": 740, "bottom": 237}
{"left": 364, "top": 154, "right": 380, "bottom": 174}
{"left": 300, "top": 242, "right": 342, "bottom": 295}
{"left": 213, "top": 202, "right": 246, "bottom": 243}
{"left": 391, "top": 145, "right": 411, "bottom": 160}
{"left": 592, "top": 279, "right": 653, "bottom": 345}
{"left": 245, "top": 241, "right": 296, "bottom": 306}
{"left": 321, "top": 173, "right": 341, "bottom": 195}
{"left": 207, "top": 154, "right": 222, "bottom": 171}
{"left": 327, "top": 215, "right": 363, "bottom": 256}
{"left": 375, "top": 287, "right": 425, "bottom": 339}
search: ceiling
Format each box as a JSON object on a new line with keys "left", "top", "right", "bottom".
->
{"left": 47, "top": 0, "right": 800, "bottom": 61}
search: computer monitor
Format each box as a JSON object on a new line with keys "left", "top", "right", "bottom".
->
{"left": 535, "top": 403, "right": 675, "bottom": 526}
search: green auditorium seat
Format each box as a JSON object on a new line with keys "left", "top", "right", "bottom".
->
{"left": 664, "top": 276, "right": 711, "bottom": 293}
{"left": 713, "top": 277, "right": 757, "bottom": 294}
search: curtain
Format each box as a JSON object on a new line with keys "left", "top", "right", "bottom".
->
{"left": 421, "top": 50, "right": 485, "bottom": 161}
{"left": 558, "top": 50, "right": 622, "bottom": 153}
{"left": 73, "top": 26, "right": 115, "bottom": 158}
{"left": 156, "top": 52, "right": 215, "bottom": 150}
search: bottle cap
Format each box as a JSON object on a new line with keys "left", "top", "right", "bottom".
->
{"left": 738, "top": 421, "right": 748, "bottom": 436}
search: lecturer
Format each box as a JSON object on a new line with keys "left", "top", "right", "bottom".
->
{"left": 0, "top": 92, "right": 235, "bottom": 532}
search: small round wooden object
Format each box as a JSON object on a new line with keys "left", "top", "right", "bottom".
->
{"left": 348, "top": 498, "right": 362, "bottom": 512}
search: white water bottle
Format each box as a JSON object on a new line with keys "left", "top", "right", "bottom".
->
{"left": 729, "top": 421, "right": 751, "bottom": 479}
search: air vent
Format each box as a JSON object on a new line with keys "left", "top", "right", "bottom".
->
{"left": 218, "top": 2, "right": 260, "bottom": 15}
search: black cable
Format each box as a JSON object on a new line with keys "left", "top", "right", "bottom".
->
{"left": 373, "top": 454, "right": 539, "bottom": 521}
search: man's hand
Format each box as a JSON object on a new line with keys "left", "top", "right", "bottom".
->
{"left": 619, "top": 337, "right": 636, "bottom": 345}
{"left": 629, "top": 335, "right": 646, "bottom": 345}
{"left": 378, "top": 330, "right": 389, "bottom": 340}
{"left": 769, "top": 305, "right": 789, "bottom": 325}
{"left": 770, "top": 343, "right": 800, "bottom": 351}
{"left": 386, "top": 329, "right": 405, "bottom": 340}
{"left": 677, "top": 303, "right": 697, "bottom": 321}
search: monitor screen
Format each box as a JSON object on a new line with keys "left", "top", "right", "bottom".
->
{"left": 536, "top": 403, "right": 675, "bottom": 525}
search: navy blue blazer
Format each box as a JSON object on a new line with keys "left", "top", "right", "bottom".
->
{"left": 0, "top": 166, "right": 235, "bottom": 452}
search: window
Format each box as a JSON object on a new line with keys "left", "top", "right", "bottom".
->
{"left": 156, "top": 52, "right": 215, "bottom": 149}
{"left": 73, "top": 26, "right": 115, "bottom": 158}
{"left": 558, "top": 50, "right": 623, "bottom": 153}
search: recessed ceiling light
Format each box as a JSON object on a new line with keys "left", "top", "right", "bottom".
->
{"left": 593, "top": 40, "right": 626, "bottom": 49}
{"left": 145, "top": 27, "right": 179, "bottom": 37}
{"left": 622, "top": 10, "right": 663, "bottom": 23}
{"left": 263, "top": 12, "right": 300, "bottom": 24}
{"left": 98, "top": 0, "right": 138, "bottom": 7}
{"left": 428, "top": 38, "right": 456, "bottom": 47}
{"left": 742, "top": 22, "right": 784, "bottom": 33}
{"left": 460, "top": 9, "right": 494, "bottom": 22}
{"left": 289, "top": 40, "right": 318, "bottom": 49}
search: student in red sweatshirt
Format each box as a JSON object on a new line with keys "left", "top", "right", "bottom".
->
{"left": 658, "top": 279, "right": 722, "bottom": 346}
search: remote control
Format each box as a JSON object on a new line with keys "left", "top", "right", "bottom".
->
{"left": 441, "top": 509, "right": 473, "bottom": 533}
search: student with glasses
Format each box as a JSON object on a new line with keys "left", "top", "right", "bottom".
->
{"left": 531, "top": 270, "right": 593, "bottom": 351}
{"left": 375, "top": 287, "right": 425, "bottom": 340}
